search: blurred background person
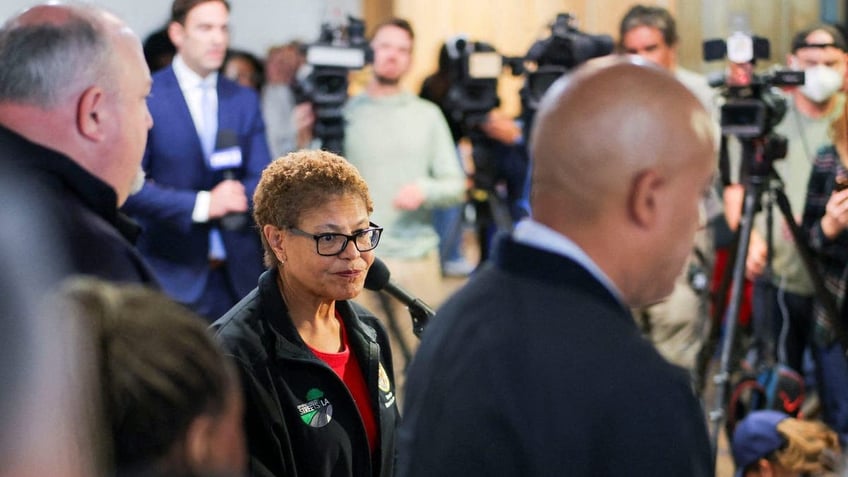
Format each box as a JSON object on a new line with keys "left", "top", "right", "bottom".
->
{"left": 618, "top": 4, "right": 716, "bottom": 110}
{"left": 56, "top": 277, "right": 245, "bottom": 477}
{"left": 419, "top": 37, "right": 528, "bottom": 276}
{"left": 122, "top": 0, "right": 271, "bottom": 322}
{"left": 262, "top": 41, "right": 304, "bottom": 159}
{"left": 223, "top": 48, "right": 264, "bottom": 91}
{"left": 731, "top": 410, "right": 841, "bottom": 476}
{"left": 801, "top": 104, "right": 848, "bottom": 445}
{"left": 213, "top": 150, "right": 398, "bottom": 477}
{"left": 143, "top": 26, "right": 175, "bottom": 73}
{"left": 342, "top": 18, "right": 465, "bottom": 388}
{"left": 0, "top": 0, "right": 156, "bottom": 286}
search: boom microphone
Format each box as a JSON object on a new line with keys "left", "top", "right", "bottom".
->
{"left": 364, "top": 257, "right": 433, "bottom": 337}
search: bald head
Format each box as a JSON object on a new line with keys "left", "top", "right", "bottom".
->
{"left": 530, "top": 56, "right": 716, "bottom": 306}
{"left": 530, "top": 56, "right": 715, "bottom": 224}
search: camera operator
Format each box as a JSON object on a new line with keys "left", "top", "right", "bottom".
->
{"left": 619, "top": 4, "right": 721, "bottom": 384}
{"left": 419, "top": 38, "right": 528, "bottom": 276}
{"left": 297, "top": 18, "right": 465, "bottom": 391}
{"left": 723, "top": 25, "right": 848, "bottom": 393}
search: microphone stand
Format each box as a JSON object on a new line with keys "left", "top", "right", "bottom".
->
{"left": 407, "top": 300, "right": 433, "bottom": 338}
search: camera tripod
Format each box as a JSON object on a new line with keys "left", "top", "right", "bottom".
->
{"left": 706, "top": 135, "right": 846, "bottom": 462}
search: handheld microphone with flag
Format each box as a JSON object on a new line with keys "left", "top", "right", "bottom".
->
{"left": 212, "top": 129, "right": 248, "bottom": 231}
{"left": 364, "top": 257, "right": 433, "bottom": 338}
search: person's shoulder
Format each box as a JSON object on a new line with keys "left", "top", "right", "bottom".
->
{"left": 674, "top": 66, "right": 708, "bottom": 84}
{"left": 345, "top": 92, "right": 369, "bottom": 109}
{"left": 219, "top": 76, "right": 260, "bottom": 104}
{"left": 150, "top": 65, "right": 177, "bottom": 88}
{"left": 404, "top": 92, "right": 442, "bottom": 112}
{"left": 674, "top": 67, "right": 716, "bottom": 104}
{"left": 211, "top": 289, "right": 268, "bottom": 362}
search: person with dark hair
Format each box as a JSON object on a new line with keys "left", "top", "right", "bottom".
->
{"left": 122, "top": 0, "right": 271, "bottom": 322}
{"left": 397, "top": 56, "right": 716, "bottom": 477}
{"left": 57, "top": 277, "right": 245, "bottom": 477}
{"left": 143, "top": 27, "right": 176, "bottom": 73}
{"left": 0, "top": 1, "right": 156, "bottom": 286}
{"left": 724, "top": 25, "right": 848, "bottom": 397}
{"left": 213, "top": 149, "right": 398, "bottom": 477}
{"left": 223, "top": 49, "right": 264, "bottom": 91}
{"left": 731, "top": 410, "right": 841, "bottom": 476}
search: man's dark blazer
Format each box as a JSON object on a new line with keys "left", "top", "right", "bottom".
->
{"left": 0, "top": 125, "right": 156, "bottom": 286}
{"left": 397, "top": 234, "right": 713, "bottom": 477}
{"left": 122, "top": 66, "right": 270, "bottom": 305}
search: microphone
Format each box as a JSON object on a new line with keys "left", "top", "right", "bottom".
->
{"left": 213, "top": 129, "right": 248, "bottom": 231}
{"left": 364, "top": 257, "right": 434, "bottom": 338}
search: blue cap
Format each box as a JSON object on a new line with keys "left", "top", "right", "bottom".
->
{"left": 731, "top": 410, "right": 790, "bottom": 477}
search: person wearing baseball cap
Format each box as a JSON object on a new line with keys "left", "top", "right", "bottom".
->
{"left": 731, "top": 410, "right": 842, "bottom": 476}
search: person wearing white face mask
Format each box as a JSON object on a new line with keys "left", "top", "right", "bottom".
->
{"left": 799, "top": 63, "right": 844, "bottom": 104}
{"left": 723, "top": 24, "right": 848, "bottom": 417}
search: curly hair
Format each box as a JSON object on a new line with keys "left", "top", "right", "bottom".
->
{"left": 253, "top": 149, "right": 373, "bottom": 268}
{"left": 770, "top": 418, "right": 842, "bottom": 473}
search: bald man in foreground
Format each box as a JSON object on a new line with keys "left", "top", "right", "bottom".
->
{"left": 396, "top": 57, "right": 716, "bottom": 476}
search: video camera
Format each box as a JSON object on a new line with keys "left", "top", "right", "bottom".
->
{"left": 522, "top": 13, "right": 614, "bottom": 111}
{"left": 704, "top": 32, "right": 803, "bottom": 139}
{"left": 438, "top": 13, "right": 613, "bottom": 139}
{"left": 440, "top": 36, "right": 512, "bottom": 135}
{"left": 293, "top": 16, "right": 372, "bottom": 154}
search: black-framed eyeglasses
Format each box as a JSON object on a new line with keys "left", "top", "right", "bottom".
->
{"left": 287, "top": 222, "right": 383, "bottom": 256}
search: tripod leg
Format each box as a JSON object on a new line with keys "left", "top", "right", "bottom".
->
{"left": 710, "top": 178, "right": 763, "bottom": 461}
{"left": 696, "top": 234, "right": 740, "bottom": 397}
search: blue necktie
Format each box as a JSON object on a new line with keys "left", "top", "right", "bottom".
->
{"left": 201, "top": 81, "right": 227, "bottom": 261}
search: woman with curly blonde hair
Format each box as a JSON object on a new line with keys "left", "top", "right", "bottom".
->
{"left": 732, "top": 410, "right": 842, "bottom": 476}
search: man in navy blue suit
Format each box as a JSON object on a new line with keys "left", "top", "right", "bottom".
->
{"left": 398, "top": 57, "right": 718, "bottom": 476}
{"left": 123, "top": 0, "right": 270, "bottom": 321}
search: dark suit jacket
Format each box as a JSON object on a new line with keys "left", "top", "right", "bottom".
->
{"left": 123, "top": 66, "right": 270, "bottom": 304}
{"left": 0, "top": 125, "right": 156, "bottom": 286}
{"left": 397, "top": 234, "right": 713, "bottom": 477}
